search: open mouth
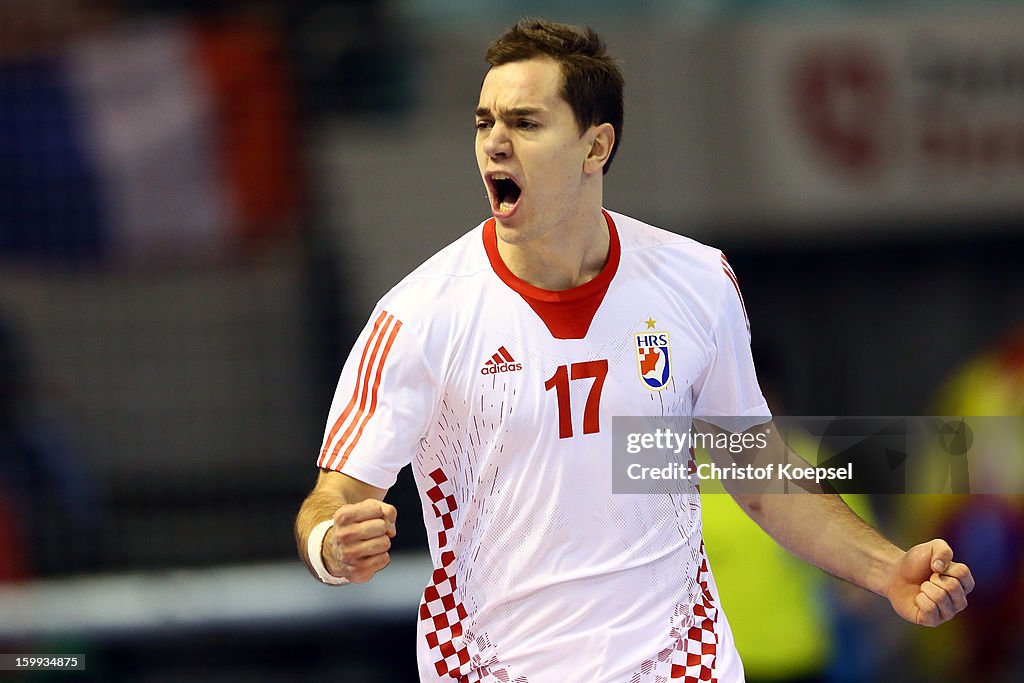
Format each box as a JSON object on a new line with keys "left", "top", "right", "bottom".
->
{"left": 489, "top": 174, "right": 522, "bottom": 215}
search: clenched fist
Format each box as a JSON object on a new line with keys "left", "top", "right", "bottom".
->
{"left": 323, "top": 499, "right": 398, "bottom": 583}
{"left": 886, "top": 539, "right": 975, "bottom": 627}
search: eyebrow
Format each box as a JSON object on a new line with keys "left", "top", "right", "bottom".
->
{"left": 475, "top": 106, "right": 545, "bottom": 119}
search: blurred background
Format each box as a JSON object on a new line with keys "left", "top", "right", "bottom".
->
{"left": 0, "top": 0, "right": 1022, "bottom": 681}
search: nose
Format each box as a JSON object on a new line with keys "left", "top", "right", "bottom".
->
{"left": 482, "top": 122, "right": 511, "bottom": 160}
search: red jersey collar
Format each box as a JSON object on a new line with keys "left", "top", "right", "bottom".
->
{"left": 483, "top": 210, "right": 620, "bottom": 302}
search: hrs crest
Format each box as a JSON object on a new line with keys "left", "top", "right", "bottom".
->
{"left": 635, "top": 324, "right": 672, "bottom": 391}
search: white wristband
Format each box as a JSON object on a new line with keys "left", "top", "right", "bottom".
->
{"left": 307, "top": 519, "right": 350, "bottom": 585}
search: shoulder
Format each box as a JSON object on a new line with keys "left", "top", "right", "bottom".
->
{"left": 368, "top": 221, "right": 495, "bottom": 362}
{"left": 608, "top": 209, "right": 732, "bottom": 295}
{"left": 348, "top": 222, "right": 491, "bottom": 376}
{"left": 610, "top": 210, "right": 724, "bottom": 268}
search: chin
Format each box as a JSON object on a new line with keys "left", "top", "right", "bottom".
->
{"left": 493, "top": 219, "right": 532, "bottom": 244}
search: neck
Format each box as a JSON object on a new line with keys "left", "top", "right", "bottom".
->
{"left": 495, "top": 207, "right": 610, "bottom": 291}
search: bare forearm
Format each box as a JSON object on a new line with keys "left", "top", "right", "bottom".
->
{"left": 294, "top": 485, "right": 350, "bottom": 572}
{"left": 709, "top": 421, "right": 904, "bottom": 595}
{"left": 734, "top": 490, "right": 902, "bottom": 595}
{"left": 714, "top": 422, "right": 975, "bottom": 627}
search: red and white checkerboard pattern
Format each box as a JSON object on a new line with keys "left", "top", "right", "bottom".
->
{"left": 419, "top": 468, "right": 530, "bottom": 682}
{"left": 421, "top": 559, "right": 472, "bottom": 678}
{"left": 420, "top": 468, "right": 473, "bottom": 678}
{"left": 426, "top": 467, "right": 459, "bottom": 548}
{"left": 630, "top": 544, "right": 720, "bottom": 683}
{"left": 675, "top": 563, "right": 719, "bottom": 683}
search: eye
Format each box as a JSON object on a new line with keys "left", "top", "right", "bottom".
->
{"left": 516, "top": 120, "right": 538, "bottom": 130}
{"left": 475, "top": 119, "right": 493, "bottom": 131}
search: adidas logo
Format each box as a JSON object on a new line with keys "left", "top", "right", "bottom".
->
{"left": 480, "top": 346, "right": 523, "bottom": 375}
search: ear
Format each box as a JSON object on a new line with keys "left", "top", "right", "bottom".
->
{"left": 583, "top": 123, "right": 615, "bottom": 175}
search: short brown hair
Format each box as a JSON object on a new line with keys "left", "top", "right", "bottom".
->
{"left": 485, "top": 19, "right": 624, "bottom": 174}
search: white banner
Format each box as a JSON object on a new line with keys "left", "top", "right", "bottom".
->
{"left": 713, "top": 7, "right": 1024, "bottom": 231}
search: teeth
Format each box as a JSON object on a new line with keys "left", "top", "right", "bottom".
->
{"left": 499, "top": 200, "right": 516, "bottom": 212}
{"left": 492, "top": 174, "right": 509, "bottom": 180}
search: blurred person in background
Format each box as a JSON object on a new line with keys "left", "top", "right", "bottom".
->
{"left": 0, "top": 314, "right": 31, "bottom": 582}
{"left": 0, "top": 0, "right": 114, "bottom": 261}
{"left": 0, "top": 0, "right": 303, "bottom": 572}
{"left": 0, "top": 313, "right": 100, "bottom": 579}
{"left": 296, "top": 19, "right": 974, "bottom": 682}
{"left": 901, "top": 327, "right": 1024, "bottom": 683}
{"left": 0, "top": 0, "right": 303, "bottom": 263}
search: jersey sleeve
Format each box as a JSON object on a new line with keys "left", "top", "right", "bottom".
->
{"left": 316, "top": 307, "right": 438, "bottom": 489}
{"left": 691, "top": 254, "right": 771, "bottom": 429}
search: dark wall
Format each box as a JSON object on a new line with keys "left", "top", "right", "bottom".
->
{"left": 725, "top": 222, "right": 1024, "bottom": 415}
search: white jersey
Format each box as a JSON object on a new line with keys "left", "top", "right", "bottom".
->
{"left": 317, "top": 210, "right": 769, "bottom": 682}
